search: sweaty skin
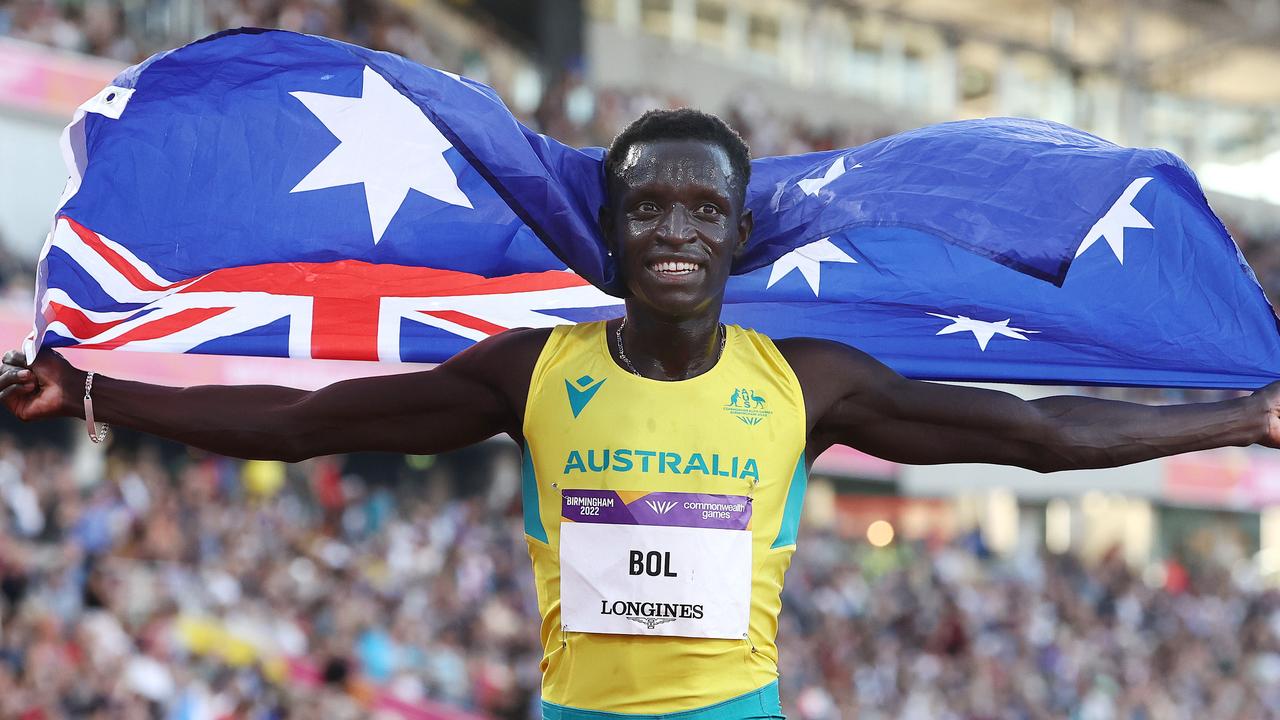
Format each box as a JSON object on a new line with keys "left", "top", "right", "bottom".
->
{"left": 3, "top": 138, "right": 1280, "bottom": 469}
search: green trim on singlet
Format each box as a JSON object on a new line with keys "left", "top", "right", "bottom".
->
{"left": 541, "top": 681, "right": 784, "bottom": 720}
{"left": 522, "top": 448, "right": 548, "bottom": 543}
{"left": 770, "top": 454, "right": 807, "bottom": 548}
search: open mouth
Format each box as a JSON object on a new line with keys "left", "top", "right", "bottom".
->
{"left": 647, "top": 260, "right": 702, "bottom": 279}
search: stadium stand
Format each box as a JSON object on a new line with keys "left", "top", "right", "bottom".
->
{"left": 3, "top": 3, "right": 1280, "bottom": 718}
{"left": 0, "top": 432, "right": 1277, "bottom": 718}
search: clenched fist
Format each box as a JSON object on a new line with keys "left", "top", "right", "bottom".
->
{"left": 0, "top": 349, "right": 81, "bottom": 422}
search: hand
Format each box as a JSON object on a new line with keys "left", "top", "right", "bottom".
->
{"left": 1255, "top": 380, "right": 1280, "bottom": 449}
{"left": 0, "top": 349, "right": 80, "bottom": 422}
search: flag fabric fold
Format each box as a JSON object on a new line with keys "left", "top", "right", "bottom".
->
{"left": 27, "top": 28, "right": 1280, "bottom": 388}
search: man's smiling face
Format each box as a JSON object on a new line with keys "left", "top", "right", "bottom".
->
{"left": 604, "top": 139, "right": 752, "bottom": 319}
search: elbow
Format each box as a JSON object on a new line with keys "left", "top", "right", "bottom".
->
{"left": 267, "top": 400, "right": 327, "bottom": 463}
{"left": 1019, "top": 424, "right": 1078, "bottom": 474}
{"left": 1024, "top": 454, "right": 1071, "bottom": 474}
{"left": 273, "top": 430, "right": 322, "bottom": 463}
{"left": 227, "top": 436, "right": 310, "bottom": 463}
{"left": 273, "top": 444, "right": 310, "bottom": 464}
{"left": 1021, "top": 426, "right": 1114, "bottom": 474}
{"left": 249, "top": 410, "right": 319, "bottom": 463}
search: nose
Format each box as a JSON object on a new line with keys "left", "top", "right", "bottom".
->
{"left": 655, "top": 205, "right": 695, "bottom": 245}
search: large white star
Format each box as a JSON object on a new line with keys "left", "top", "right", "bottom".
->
{"left": 290, "top": 66, "right": 473, "bottom": 244}
{"left": 1073, "top": 177, "right": 1154, "bottom": 264}
{"left": 765, "top": 237, "right": 857, "bottom": 295}
{"left": 796, "top": 157, "right": 860, "bottom": 196}
{"left": 926, "top": 313, "right": 1039, "bottom": 351}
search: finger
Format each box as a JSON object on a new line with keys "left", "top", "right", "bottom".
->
{"left": 0, "top": 368, "right": 28, "bottom": 389}
{"left": 1, "top": 350, "right": 26, "bottom": 367}
{"left": 0, "top": 384, "right": 29, "bottom": 402}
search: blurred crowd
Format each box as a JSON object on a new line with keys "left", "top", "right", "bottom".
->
{"left": 4, "top": 9, "right": 1280, "bottom": 716}
{"left": 1, "top": 432, "right": 1278, "bottom": 720}
{"left": 0, "top": 0, "right": 900, "bottom": 155}
{"left": 781, "top": 534, "right": 1280, "bottom": 720}
{"left": 0, "top": 435, "right": 543, "bottom": 719}
{"left": 0, "top": 0, "right": 448, "bottom": 70}
{"left": 4, "top": 0, "right": 1280, "bottom": 245}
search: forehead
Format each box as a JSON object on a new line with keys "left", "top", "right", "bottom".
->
{"left": 613, "top": 139, "right": 734, "bottom": 195}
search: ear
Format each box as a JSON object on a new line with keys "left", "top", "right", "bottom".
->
{"left": 734, "top": 208, "right": 753, "bottom": 259}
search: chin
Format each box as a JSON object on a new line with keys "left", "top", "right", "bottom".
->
{"left": 634, "top": 289, "right": 715, "bottom": 319}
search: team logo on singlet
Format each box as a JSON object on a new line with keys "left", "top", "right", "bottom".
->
{"left": 723, "top": 387, "right": 772, "bottom": 426}
{"left": 565, "top": 375, "right": 606, "bottom": 418}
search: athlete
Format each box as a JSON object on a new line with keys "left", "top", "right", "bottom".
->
{"left": 4, "top": 109, "right": 1280, "bottom": 719}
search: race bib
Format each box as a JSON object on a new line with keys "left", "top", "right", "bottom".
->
{"left": 559, "top": 489, "right": 752, "bottom": 639}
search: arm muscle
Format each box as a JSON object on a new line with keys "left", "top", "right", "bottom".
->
{"left": 88, "top": 328, "right": 548, "bottom": 461}
{"left": 781, "top": 338, "right": 1265, "bottom": 471}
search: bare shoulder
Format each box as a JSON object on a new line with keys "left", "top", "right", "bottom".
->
{"left": 774, "top": 336, "right": 857, "bottom": 365}
{"left": 774, "top": 336, "right": 882, "bottom": 386}
{"left": 445, "top": 327, "right": 554, "bottom": 430}
{"left": 773, "top": 336, "right": 899, "bottom": 433}
{"left": 453, "top": 326, "right": 553, "bottom": 365}
{"left": 449, "top": 326, "right": 553, "bottom": 382}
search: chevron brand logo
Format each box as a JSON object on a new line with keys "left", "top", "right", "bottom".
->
{"left": 565, "top": 375, "right": 606, "bottom": 418}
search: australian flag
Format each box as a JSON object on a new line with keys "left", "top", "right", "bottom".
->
{"left": 28, "top": 28, "right": 1280, "bottom": 389}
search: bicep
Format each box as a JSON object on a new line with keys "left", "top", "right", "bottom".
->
{"left": 288, "top": 332, "right": 537, "bottom": 457}
{"left": 821, "top": 405, "right": 1047, "bottom": 466}
{"left": 290, "top": 363, "right": 509, "bottom": 456}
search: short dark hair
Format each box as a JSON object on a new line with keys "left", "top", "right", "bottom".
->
{"left": 605, "top": 108, "right": 752, "bottom": 205}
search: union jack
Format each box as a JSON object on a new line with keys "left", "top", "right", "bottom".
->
{"left": 36, "top": 217, "right": 621, "bottom": 362}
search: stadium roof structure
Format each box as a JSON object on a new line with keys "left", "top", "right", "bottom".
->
{"left": 587, "top": 0, "right": 1280, "bottom": 190}
{"left": 869, "top": 0, "right": 1280, "bottom": 106}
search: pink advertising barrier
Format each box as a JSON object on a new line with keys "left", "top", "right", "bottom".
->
{"left": 0, "top": 38, "right": 124, "bottom": 119}
{"left": 811, "top": 443, "right": 900, "bottom": 481}
{"left": 1164, "top": 447, "right": 1280, "bottom": 510}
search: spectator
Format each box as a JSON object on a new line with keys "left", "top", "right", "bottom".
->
{"left": 0, "top": 433, "right": 1277, "bottom": 718}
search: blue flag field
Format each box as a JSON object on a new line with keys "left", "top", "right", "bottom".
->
{"left": 27, "top": 28, "right": 1280, "bottom": 388}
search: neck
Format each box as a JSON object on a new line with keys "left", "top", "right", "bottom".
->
{"left": 617, "top": 301, "right": 724, "bottom": 381}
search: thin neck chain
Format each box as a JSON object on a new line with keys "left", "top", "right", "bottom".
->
{"left": 615, "top": 318, "right": 726, "bottom": 378}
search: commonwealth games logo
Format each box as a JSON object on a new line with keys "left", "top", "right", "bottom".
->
{"left": 723, "top": 387, "right": 772, "bottom": 426}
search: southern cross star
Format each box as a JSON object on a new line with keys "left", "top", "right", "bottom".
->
{"left": 926, "top": 313, "right": 1039, "bottom": 351}
{"left": 1073, "top": 177, "right": 1154, "bottom": 264}
{"left": 796, "top": 156, "right": 861, "bottom": 196}
{"left": 290, "top": 66, "right": 473, "bottom": 245}
{"left": 765, "top": 237, "right": 858, "bottom": 295}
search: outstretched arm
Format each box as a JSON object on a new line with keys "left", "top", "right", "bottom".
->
{"left": 780, "top": 338, "right": 1273, "bottom": 472}
{"left": 0, "top": 329, "right": 548, "bottom": 462}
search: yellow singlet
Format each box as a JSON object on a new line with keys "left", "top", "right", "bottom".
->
{"left": 521, "top": 321, "right": 808, "bottom": 715}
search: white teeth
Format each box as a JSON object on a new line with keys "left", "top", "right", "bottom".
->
{"left": 650, "top": 261, "right": 699, "bottom": 274}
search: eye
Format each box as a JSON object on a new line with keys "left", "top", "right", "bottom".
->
{"left": 634, "top": 201, "right": 660, "bottom": 214}
{"left": 697, "top": 203, "right": 722, "bottom": 217}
